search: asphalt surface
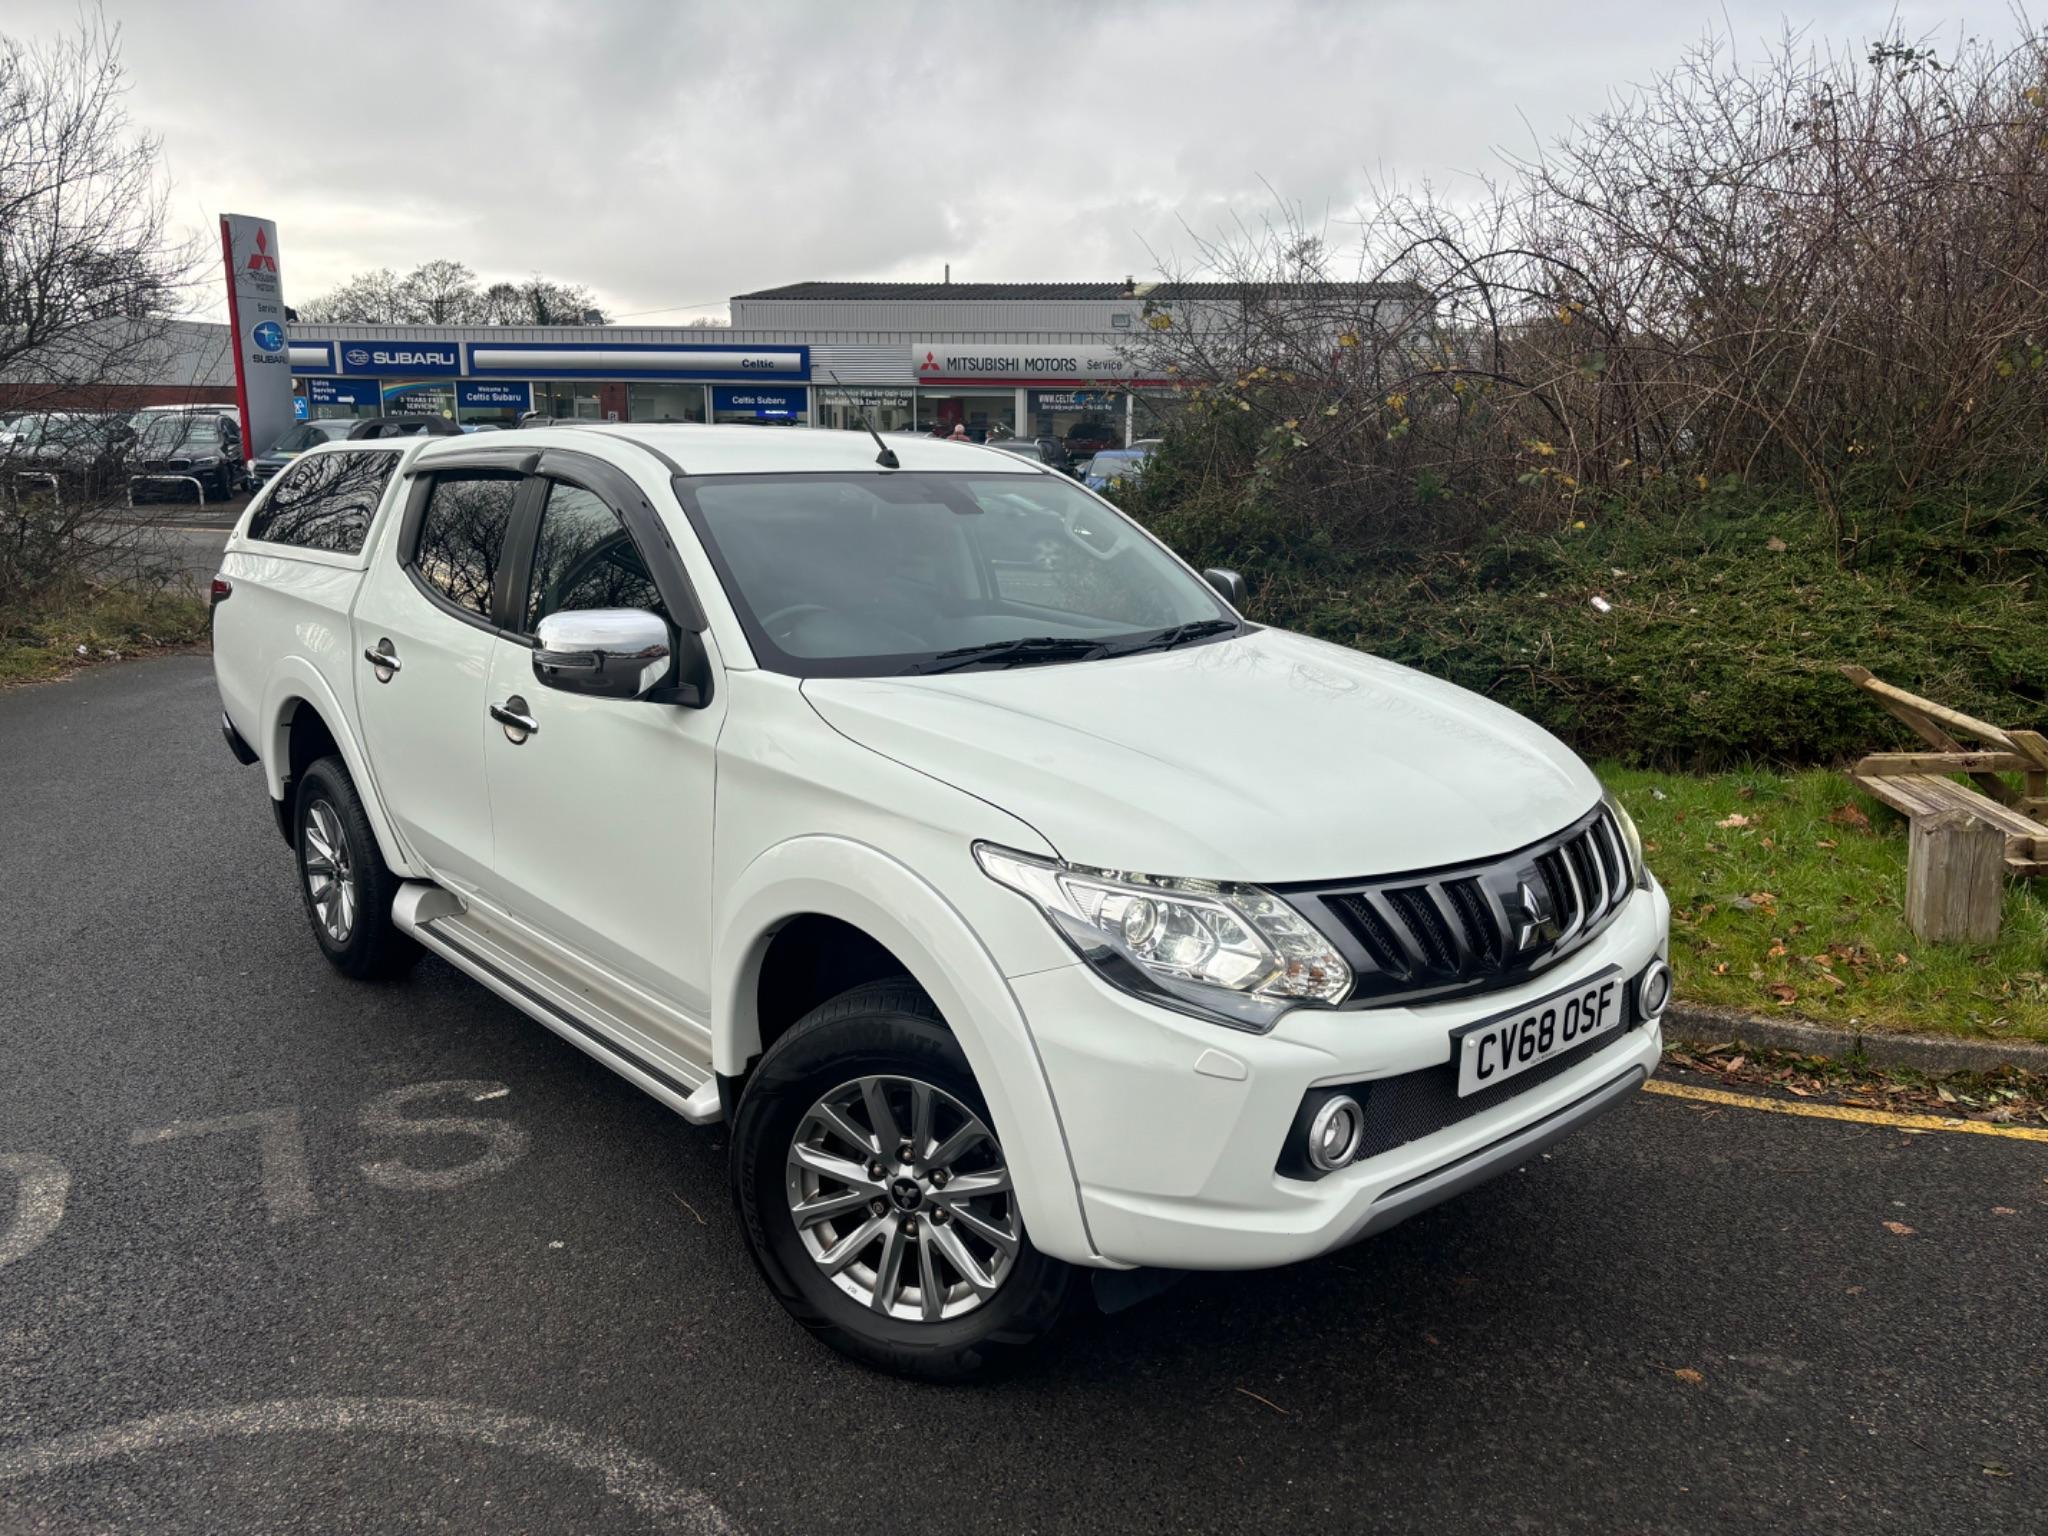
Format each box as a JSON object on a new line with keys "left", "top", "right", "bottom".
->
{"left": 2, "top": 656, "right": 2044, "bottom": 1534}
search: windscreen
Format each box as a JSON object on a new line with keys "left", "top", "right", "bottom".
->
{"left": 678, "top": 471, "right": 1231, "bottom": 677}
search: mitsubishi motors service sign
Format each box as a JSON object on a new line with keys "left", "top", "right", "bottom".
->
{"left": 219, "top": 214, "right": 292, "bottom": 463}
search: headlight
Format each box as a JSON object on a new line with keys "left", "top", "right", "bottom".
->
{"left": 974, "top": 843, "right": 1351, "bottom": 1030}
{"left": 1605, "top": 793, "right": 1650, "bottom": 890}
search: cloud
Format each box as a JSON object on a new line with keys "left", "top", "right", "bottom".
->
{"left": 5, "top": 0, "right": 2030, "bottom": 320}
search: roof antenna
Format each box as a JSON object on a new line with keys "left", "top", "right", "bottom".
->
{"left": 829, "top": 369, "right": 898, "bottom": 469}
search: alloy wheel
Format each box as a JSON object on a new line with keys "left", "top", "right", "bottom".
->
{"left": 301, "top": 798, "right": 357, "bottom": 943}
{"left": 784, "top": 1074, "right": 1019, "bottom": 1322}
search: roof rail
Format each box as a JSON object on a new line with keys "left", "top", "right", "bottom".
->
{"left": 346, "top": 416, "right": 463, "bottom": 440}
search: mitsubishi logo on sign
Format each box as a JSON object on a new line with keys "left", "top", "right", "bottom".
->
{"left": 911, "top": 342, "right": 1141, "bottom": 384}
{"left": 219, "top": 213, "right": 291, "bottom": 466}
{"left": 245, "top": 226, "right": 278, "bottom": 273}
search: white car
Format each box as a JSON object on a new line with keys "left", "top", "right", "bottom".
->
{"left": 210, "top": 424, "right": 1671, "bottom": 1377}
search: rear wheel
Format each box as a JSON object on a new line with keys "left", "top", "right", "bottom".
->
{"left": 293, "top": 755, "right": 420, "bottom": 980}
{"left": 731, "top": 980, "right": 1075, "bottom": 1379}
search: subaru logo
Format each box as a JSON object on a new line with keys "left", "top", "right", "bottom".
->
{"left": 344, "top": 347, "right": 370, "bottom": 368}
{"left": 251, "top": 321, "right": 285, "bottom": 353}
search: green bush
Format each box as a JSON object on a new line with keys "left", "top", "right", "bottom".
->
{"left": 1125, "top": 479, "right": 2048, "bottom": 768}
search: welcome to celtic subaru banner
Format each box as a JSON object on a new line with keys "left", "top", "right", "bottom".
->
{"left": 219, "top": 213, "right": 293, "bottom": 461}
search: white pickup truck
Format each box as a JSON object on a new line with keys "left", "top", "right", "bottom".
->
{"left": 212, "top": 423, "right": 1672, "bottom": 1377}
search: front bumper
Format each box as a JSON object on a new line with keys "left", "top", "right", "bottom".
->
{"left": 1009, "top": 880, "right": 1670, "bottom": 1271}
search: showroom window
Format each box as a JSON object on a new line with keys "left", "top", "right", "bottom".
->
{"left": 626, "top": 383, "right": 708, "bottom": 422}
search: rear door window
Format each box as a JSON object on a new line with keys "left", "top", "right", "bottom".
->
{"left": 245, "top": 450, "right": 400, "bottom": 554}
{"left": 410, "top": 469, "right": 523, "bottom": 621}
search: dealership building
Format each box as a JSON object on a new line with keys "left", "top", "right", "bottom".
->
{"left": 8, "top": 280, "right": 1419, "bottom": 451}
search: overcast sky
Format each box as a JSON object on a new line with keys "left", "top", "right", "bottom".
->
{"left": 7, "top": 0, "right": 2036, "bottom": 321}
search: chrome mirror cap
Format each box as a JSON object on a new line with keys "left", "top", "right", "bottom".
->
{"left": 532, "top": 608, "right": 673, "bottom": 700}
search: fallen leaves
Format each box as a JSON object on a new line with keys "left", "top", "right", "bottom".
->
{"left": 1825, "top": 802, "right": 1873, "bottom": 832}
{"left": 1717, "top": 813, "right": 1753, "bottom": 829}
{"left": 1664, "top": 1042, "right": 2048, "bottom": 1125}
{"left": 1883, "top": 1220, "right": 1916, "bottom": 1236}
{"left": 1673, "top": 1368, "right": 1706, "bottom": 1385}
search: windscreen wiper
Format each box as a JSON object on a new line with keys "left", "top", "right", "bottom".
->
{"left": 1102, "top": 618, "right": 1240, "bottom": 657}
{"left": 902, "top": 636, "right": 1110, "bottom": 675}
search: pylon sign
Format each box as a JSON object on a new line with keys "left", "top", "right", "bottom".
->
{"left": 219, "top": 214, "right": 292, "bottom": 462}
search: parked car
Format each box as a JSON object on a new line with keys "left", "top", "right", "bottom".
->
{"left": 981, "top": 438, "right": 1059, "bottom": 467}
{"left": 127, "top": 407, "right": 243, "bottom": 502}
{"left": 211, "top": 426, "right": 1671, "bottom": 1379}
{"left": 250, "top": 419, "right": 357, "bottom": 486}
{"left": 2, "top": 411, "right": 133, "bottom": 496}
{"left": 1084, "top": 443, "right": 1156, "bottom": 493}
{"left": 1062, "top": 419, "right": 1123, "bottom": 459}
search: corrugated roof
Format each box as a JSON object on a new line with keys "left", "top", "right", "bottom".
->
{"left": 733, "top": 280, "right": 1427, "bottom": 302}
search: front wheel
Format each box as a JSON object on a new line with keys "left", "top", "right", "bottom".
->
{"left": 293, "top": 755, "right": 420, "bottom": 980}
{"left": 731, "top": 981, "right": 1075, "bottom": 1379}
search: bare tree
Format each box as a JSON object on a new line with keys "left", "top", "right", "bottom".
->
{"left": 398, "top": 258, "right": 478, "bottom": 323}
{"left": 1132, "top": 25, "right": 2048, "bottom": 560}
{"left": 302, "top": 264, "right": 606, "bottom": 326}
{"left": 295, "top": 267, "right": 406, "bottom": 324}
{"left": 0, "top": 13, "right": 200, "bottom": 609}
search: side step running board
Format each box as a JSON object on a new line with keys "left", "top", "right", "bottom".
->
{"left": 390, "top": 881, "right": 724, "bottom": 1126}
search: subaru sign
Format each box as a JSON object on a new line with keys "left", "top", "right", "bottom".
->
{"left": 468, "top": 341, "right": 808, "bottom": 381}
{"left": 219, "top": 212, "right": 293, "bottom": 466}
{"left": 337, "top": 342, "right": 462, "bottom": 377}
{"left": 307, "top": 377, "right": 378, "bottom": 408}
{"left": 457, "top": 380, "right": 531, "bottom": 412}
{"left": 713, "top": 386, "right": 803, "bottom": 418}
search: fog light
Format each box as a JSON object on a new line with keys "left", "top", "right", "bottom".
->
{"left": 1306, "top": 1094, "right": 1364, "bottom": 1172}
{"left": 1637, "top": 960, "right": 1673, "bottom": 1021}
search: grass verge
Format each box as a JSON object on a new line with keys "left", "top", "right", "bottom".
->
{"left": 1603, "top": 762, "right": 2048, "bottom": 1043}
{"left": 0, "top": 585, "right": 210, "bottom": 687}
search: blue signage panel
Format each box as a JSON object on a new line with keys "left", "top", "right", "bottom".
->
{"left": 306, "top": 377, "right": 379, "bottom": 407}
{"left": 337, "top": 341, "right": 462, "bottom": 377}
{"left": 457, "top": 380, "right": 531, "bottom": 412}
{"left": 293, "top": 395, "right": 309, "bottom": 420}
{"left": 468, "top": 340, "right": 809, "bottom": 382}
{"left": 713, "top": 386, "right": 803, "bottom": 417}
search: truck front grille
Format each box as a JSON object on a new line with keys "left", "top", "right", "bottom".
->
{"left": 1281, "top": 804, "right": 1634, "bottom": 1008}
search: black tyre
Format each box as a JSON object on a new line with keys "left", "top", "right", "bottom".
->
{"left": 293, "top": 754, "right": 421, "bottom": 980}
{"left": 731, "top": 980, "right": 1076, "bottom": 1379}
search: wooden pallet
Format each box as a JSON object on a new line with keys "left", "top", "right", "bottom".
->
{"left": 1840, "top": 665, "right": 2048, "bottom": 876}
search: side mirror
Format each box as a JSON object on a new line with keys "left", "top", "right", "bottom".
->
{"left": 532, "top": 608, "right": 712, "bottom": 707}
{"left": 1202, "top": 567, "right": 1248, "bottom": 608}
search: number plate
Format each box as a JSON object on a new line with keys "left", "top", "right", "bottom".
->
{"left": 1453, "top": 966, "right": 1625, "bottom": 1097}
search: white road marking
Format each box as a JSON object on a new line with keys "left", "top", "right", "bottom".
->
{"left": 130, "top": 1108, "right": 314, "bottom": 1223}
{"left": 357, "top": 1080, "right": 529, "bottom": 1192}
{"left": 0, "top": 1153, "right": 70, "bottom": 1270}
{"left": 0, "top": 1396, "right": 739, "bottom": 1531}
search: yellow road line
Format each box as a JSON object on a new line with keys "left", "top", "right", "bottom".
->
{"left": 1644, "top": 1079, "right": 2048, "bottom": 1143}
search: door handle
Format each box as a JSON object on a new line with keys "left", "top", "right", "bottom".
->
{"left": 490, "top": 697, "right": 539, "bottom": 741}
{"left": 364, "top": 641, "right": 401, "bottom": 680}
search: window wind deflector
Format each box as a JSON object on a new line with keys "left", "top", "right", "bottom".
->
{"left": 1101, "top": 617, "right": 1240, "bottom": 657}
{"left": 900, "top": 635, "right": 1110, "bottom": 675}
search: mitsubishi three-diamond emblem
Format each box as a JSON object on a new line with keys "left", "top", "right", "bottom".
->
{"left": 1511, "top": 879, "right": 1555, "bottom": 951}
